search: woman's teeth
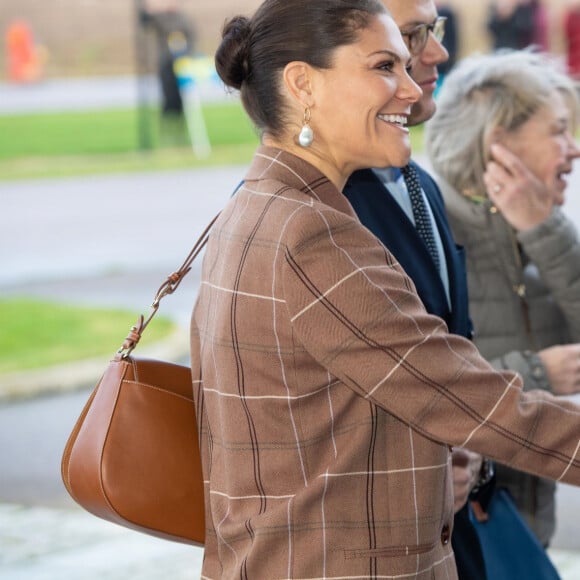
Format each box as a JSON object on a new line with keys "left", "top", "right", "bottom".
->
{"left": 378, "top": 114, "right": 408, "bottom": 126}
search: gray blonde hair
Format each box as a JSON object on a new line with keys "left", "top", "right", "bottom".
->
{"left": 426, "top": 50, "right": 579, "bottom": 199}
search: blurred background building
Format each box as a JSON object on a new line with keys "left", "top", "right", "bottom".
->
{"left": 0, "top": 0, "right": 578, "bottom": 80}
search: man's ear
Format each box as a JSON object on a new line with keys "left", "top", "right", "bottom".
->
{"left": 282, "top": 61, "right": 315, "bottom": 109}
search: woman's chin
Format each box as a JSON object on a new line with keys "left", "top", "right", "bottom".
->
{"left": 553, "top": 180, "right": 568, "bottom": 205}
{"left": 377, "top": 152, "right": 411, "bottom": 170}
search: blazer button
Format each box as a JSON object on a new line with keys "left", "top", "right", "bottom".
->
{"left": 441, "top": 524, "right": 451, "bottom": 545}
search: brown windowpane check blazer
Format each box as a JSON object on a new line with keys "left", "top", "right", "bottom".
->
{"left": 191, "top": 146, "right": 580, "bottom": 579}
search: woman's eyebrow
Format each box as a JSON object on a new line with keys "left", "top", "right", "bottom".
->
{"left": 368, "top": 49, "right": 407, "bottom": 62}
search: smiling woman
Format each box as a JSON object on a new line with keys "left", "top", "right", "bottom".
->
{"left": 426, "top": 49, "right": 580, "bottom": 549}
{"left": 214, "top": 0, "right": 419, "bottom": 190}
{"left": 286, "top": 13, "right": 420, "bottom": 181}
{"left": 183, "top": 1, "right": 580, "bottom": 579}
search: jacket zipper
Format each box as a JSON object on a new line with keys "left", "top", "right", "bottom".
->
{"left": 508, "top": 228, "right": 537, "bottom": 351}
{"left": 508, "top": 226, "right": 539, "bottom": 523}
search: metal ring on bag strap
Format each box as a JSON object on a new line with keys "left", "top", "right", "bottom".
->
{"left": 117, "top": 212, "right": 220, "bottom": 359}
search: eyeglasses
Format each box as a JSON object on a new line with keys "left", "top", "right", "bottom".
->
{"left": 401, "top": 16, "right": 447, "bottom": 56}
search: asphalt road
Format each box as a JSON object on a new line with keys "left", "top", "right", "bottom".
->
{"left": 1, "top": 166, "right": 242, "bottom": 287}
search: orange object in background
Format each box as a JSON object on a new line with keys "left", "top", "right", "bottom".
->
{"left": 5, "top": 20, "right": 44, "bottom": 83}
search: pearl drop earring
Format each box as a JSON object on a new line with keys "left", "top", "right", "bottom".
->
{"left": 298, "top": 107, "right": 313, "bottom": 147}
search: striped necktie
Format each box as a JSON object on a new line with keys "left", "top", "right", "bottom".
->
{"left": 401, "top": 164, "right": 440, "bottom": 270}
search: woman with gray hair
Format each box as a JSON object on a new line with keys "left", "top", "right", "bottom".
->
{"left": 426, "top": 50, "right": 580, "bottom": 547}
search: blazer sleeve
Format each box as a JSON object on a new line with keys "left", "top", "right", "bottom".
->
{"left": 518, "top": 208, "right": 580, "bottom": 342}
{"left": 483, "top": 209, "right": 580, "bottom": 394}
{"left": 281, "top": 203, "right": 580, "bottom": 487}
{"left": 487, "top": 350, "right": 551, "bottom": 393}
{"left": 413, "top": 163, "right": 474, "bottom": 339}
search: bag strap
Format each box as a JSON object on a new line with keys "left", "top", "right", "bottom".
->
{"left": 116, "top": 212, "right": 220, "bottom": 359}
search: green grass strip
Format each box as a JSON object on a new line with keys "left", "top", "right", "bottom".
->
{"left": 0, "top": 144, "right": 258, "bottom": 181}
{"left": 0, "top": 298, "right": 175, "bottom": 373}
{"left": 0, "top": 102, "right": 259, "bottom": 160}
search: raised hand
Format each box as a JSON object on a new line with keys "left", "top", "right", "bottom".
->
{"left": 538, "top": 344, "right": 580, "bottom": 396}
{"left": 452, "top": 447, "right": 483, "bottom": 513}
{"left": 483, "top": 143, "right": 553, "bottom": 231}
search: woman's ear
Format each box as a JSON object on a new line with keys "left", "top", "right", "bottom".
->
{"left": 484, "top": 125, "right": 507, "bottom": 163}
{"left": 282, "top": 61, "right": 315, "bottom": 109}
{"left": 488, "top": 126, "right": 507, "bottom": 145}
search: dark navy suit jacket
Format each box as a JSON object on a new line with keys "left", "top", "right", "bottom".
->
{"left": 344, "top": 163, "right": 471, "bottom": 338}
{"left": 344, "top": 163, "right": 485, "bottom": 580}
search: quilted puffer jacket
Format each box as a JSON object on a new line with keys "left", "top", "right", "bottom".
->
{"left": 440, "top": 178, "right": 580, "bottom": 546}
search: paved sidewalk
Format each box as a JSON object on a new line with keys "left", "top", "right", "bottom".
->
{"left": 0, "top": 503, "right": 203, "bottom": 579}
{"left": 2, "top": 502, "right": 580, "bottom": 579}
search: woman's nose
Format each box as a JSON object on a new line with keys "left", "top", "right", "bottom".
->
{"left": 401, "top": 72, "right": 422, "bottom": 104}
{"left": 567, "top": 132, "right": 580, "bottom": 160}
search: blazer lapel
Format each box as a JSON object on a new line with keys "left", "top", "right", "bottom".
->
{"left": 344, "top": 168, "right": 452, "bottom": 328}
{"left": 415, "top": 166, "right": 471, "bottom": 337}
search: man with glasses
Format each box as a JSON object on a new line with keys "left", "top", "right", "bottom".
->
{"left": 344, "top": 2, "right": 489, "bottom": 579}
